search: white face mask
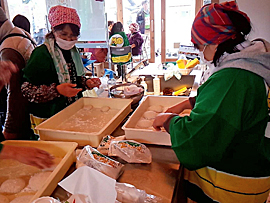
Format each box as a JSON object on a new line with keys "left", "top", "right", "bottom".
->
{"left": 199, "top": 45, "right": 215, "bottom": 68}
{"left": 55, "top": 37, "right": 77, "bottom": 50}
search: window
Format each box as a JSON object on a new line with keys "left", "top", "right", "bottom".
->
{"left": 7, "top": 0, "right": 48, "bottom": 45}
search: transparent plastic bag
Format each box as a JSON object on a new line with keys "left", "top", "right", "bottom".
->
{"left": 77, "top": 145, "right": 124, "bottom": 179}
{"left": 108, "top": 140, "right": 152, "bottom": 163}
{"left": 97, "top": 135, "right": 125, "bottom": 155}
{"left": 115, "top": 182, "right": 162, "bottom": 203}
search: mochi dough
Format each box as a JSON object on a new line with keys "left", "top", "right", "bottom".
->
{"left": 148, "top": 105, "right": 164, "bottom": 113}
{"left": 143, "top": 111, "right": 158, "bottom": 120}
{"left": 137, "top": 119, "right": 153, "bottom": 129}
{"left": 0, "top": 178, "right": 26, "bottom": 193}
{"left": 101, "top": 106, "right": 110, "bottom": 112}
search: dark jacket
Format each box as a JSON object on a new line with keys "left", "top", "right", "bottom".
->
{"left": 136, "top": 9, "right": 145, "bottom": 34}
{"left": 127, "top": 32, "right": 144, "bottom": 56}
{"left": 0, "top": 20, "right": 35, "bottom": 140}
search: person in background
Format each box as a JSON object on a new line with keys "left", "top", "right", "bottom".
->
{"left": 0, "top": 61, "right": 53, "bottom": 169}
{"left": 0, "top": 8, "right": 36, "bottom": 140}
{"left": 108, "top": 20, "right": 114, "bottom": 35}
{"left": 21, "top": 5, "right": 101, "bottom": 131}
{"left": 127, "top": 22, "right": 143, "bottom": 56}
{"left": 136, "top": 0, "right": 150, "bottom": 34}
{"left": 109, "top": 22, "right": 131, "bottom": 78}
{"left": 12, "top": 14, "right": 30, "bottom": 34}
{"left": 153, "top": 1, "right": 270, "bottom": 202}
{"left": 83, "top": 21, "right": 114, "bottom": 63}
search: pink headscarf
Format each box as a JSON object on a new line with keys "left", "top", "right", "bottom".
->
{"left": 191, "top": 1, "right": 250, "bottom": 45}
{"left": 48, "top": 5, "right": 81, "bottom": 29}
{"left": 129, "top": 23, "right": 140, "bottom": 32}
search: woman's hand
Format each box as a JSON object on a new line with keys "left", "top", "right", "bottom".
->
{"left": 86, "top": 78, "right": 101, "bottom": 89}
{"left": 131, "top": 44, "right": 136, "bottom": 48}
{"left": 153, "top": 113, "right": 174, "bottom": 131}
{"left": 0, "top": 145, "right": 54, "bottom": 169}
{"left": 0, "top": 61, "right": 18, "bottom": 90}
{"left": 165, "top": 99, "right": 192, "bottom": 114}
{"left": 56, "top": 83, "right": 82, "bottom": 97}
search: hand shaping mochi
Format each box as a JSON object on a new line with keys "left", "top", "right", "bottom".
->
{"left": 143, "top": 111, "right": 158, "bottom": 120}
{"left": 137, "top": 119, "right": 153, "bottom": 128}
{"left": 148, "top": 105, "right": 164, "bottom": 113}
{"left": 0, "top": 178, "right": 26, "bottom": 193}
{"left": 101, "top": 106, "right": 110, "bottom": 112}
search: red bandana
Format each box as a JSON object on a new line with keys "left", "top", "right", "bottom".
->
{"left": 191, "top": 1, "right": 250, "bottom": 45}
{"left": 48, "top": 5, "right": 81, "bottom": 29}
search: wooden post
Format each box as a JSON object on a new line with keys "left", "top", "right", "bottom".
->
{"left": 161, "top": 0, "right": 165, "bottom": 63}
{"left": 149, "top": 0, "right": 155, "bottom": 63}
{"left": 116, "top": 0, "right": 123, "bottom": 23}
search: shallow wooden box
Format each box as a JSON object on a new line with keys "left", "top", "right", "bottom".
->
{"left": 122, "top": 95, "right": 188, "bottom": 146}
{"left": 1, "top": 140, "right": 78, "bottom": 203}
{"left": 36, "top": 97, "right": 132, "bottom": 147}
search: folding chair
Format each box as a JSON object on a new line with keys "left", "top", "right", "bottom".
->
{"left": 110, "top": 46, "right": 133, "bottom": 82}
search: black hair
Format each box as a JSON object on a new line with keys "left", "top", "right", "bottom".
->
{"left": 46, "top": 23, "right": 80, "bottom": 39}
{"left": 12, "top": 14, "right": 30, "bottom": 33}
{"left": 213, "top": 10, "right": 251, "bottom": 66}
{"left": 110, "top": 22, "right": 123, "bottom": 37}
{"left": 108, "top": 21, "right": 114, "bottom": 27}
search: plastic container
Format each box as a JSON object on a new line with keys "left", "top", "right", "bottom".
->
{"left": 123, "top": 95, "right": 188, "bottom": 146}
{"left": 36, "top": 97, "right": 132, "bottom": 147}
{"left": 1, "top": 140, "right": 78, "bottom": 203}
{"left": 140, "top": 76, "right": 147, "bottom": 95}
{"left": 32, "top": 196, "right": 61, "bottom": 203}
{"left": 107, "top": 71, "right": 116, "bottom": 96}
{"left": 153, "top": 75, "right": 160, "bottom": 96}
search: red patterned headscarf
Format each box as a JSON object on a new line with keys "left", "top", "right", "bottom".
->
{"left": 48, "top": 5, "right": 81, "bottom": 29}
{"left": 191, "top": 1, "right": 250, "bottom": 45}
{"left": 129, "top": 23, "right": 140, "bottom": 32}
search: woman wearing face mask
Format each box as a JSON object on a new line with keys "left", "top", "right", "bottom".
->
{"left": 21, "top": 5, "right": 101, "bottom": 129}
{"left": 153, "top": 1, "right": 270, "bottom": 202}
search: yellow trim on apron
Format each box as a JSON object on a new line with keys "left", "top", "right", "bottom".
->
{"left": 30, "top": 114, "right": 46, "bottom": 135}
{"left": 112, "top": 53, "right": 132, "bottom": 63}
{"left": 184, "top": 167, "right": 270, "bottom": 203}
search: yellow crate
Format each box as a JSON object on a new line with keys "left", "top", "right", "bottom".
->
{"left": 36, "top": 97, "right": 132, "bottom": 147}
{"left": 1, "top": 140, "right": 78, "bottom": 203}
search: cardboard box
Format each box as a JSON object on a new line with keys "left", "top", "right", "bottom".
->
{"left": 123, "top": 95, "right": 188, "bottom": 146}
{"left": 36, "top": 97, "right": 132, "bottom": 147}
{"left": 1, "top": 140, "right": 77, "bottom": 203}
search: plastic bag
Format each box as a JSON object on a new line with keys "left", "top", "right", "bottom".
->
{"left": 115, "top": 182, "right": 162, "bottom": 203}
{"left": 108, "top": 140, "right": 152, "bottom": 163}
{"left": 77, "top": 145, "right": 124, "bottom": 179}
{"left": 97, "top": 135, "right": 125, "bottom": 155}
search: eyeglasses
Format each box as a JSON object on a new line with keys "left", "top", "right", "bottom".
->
{"left": 56, "top": 31, "right": 79, "bottom": 41}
